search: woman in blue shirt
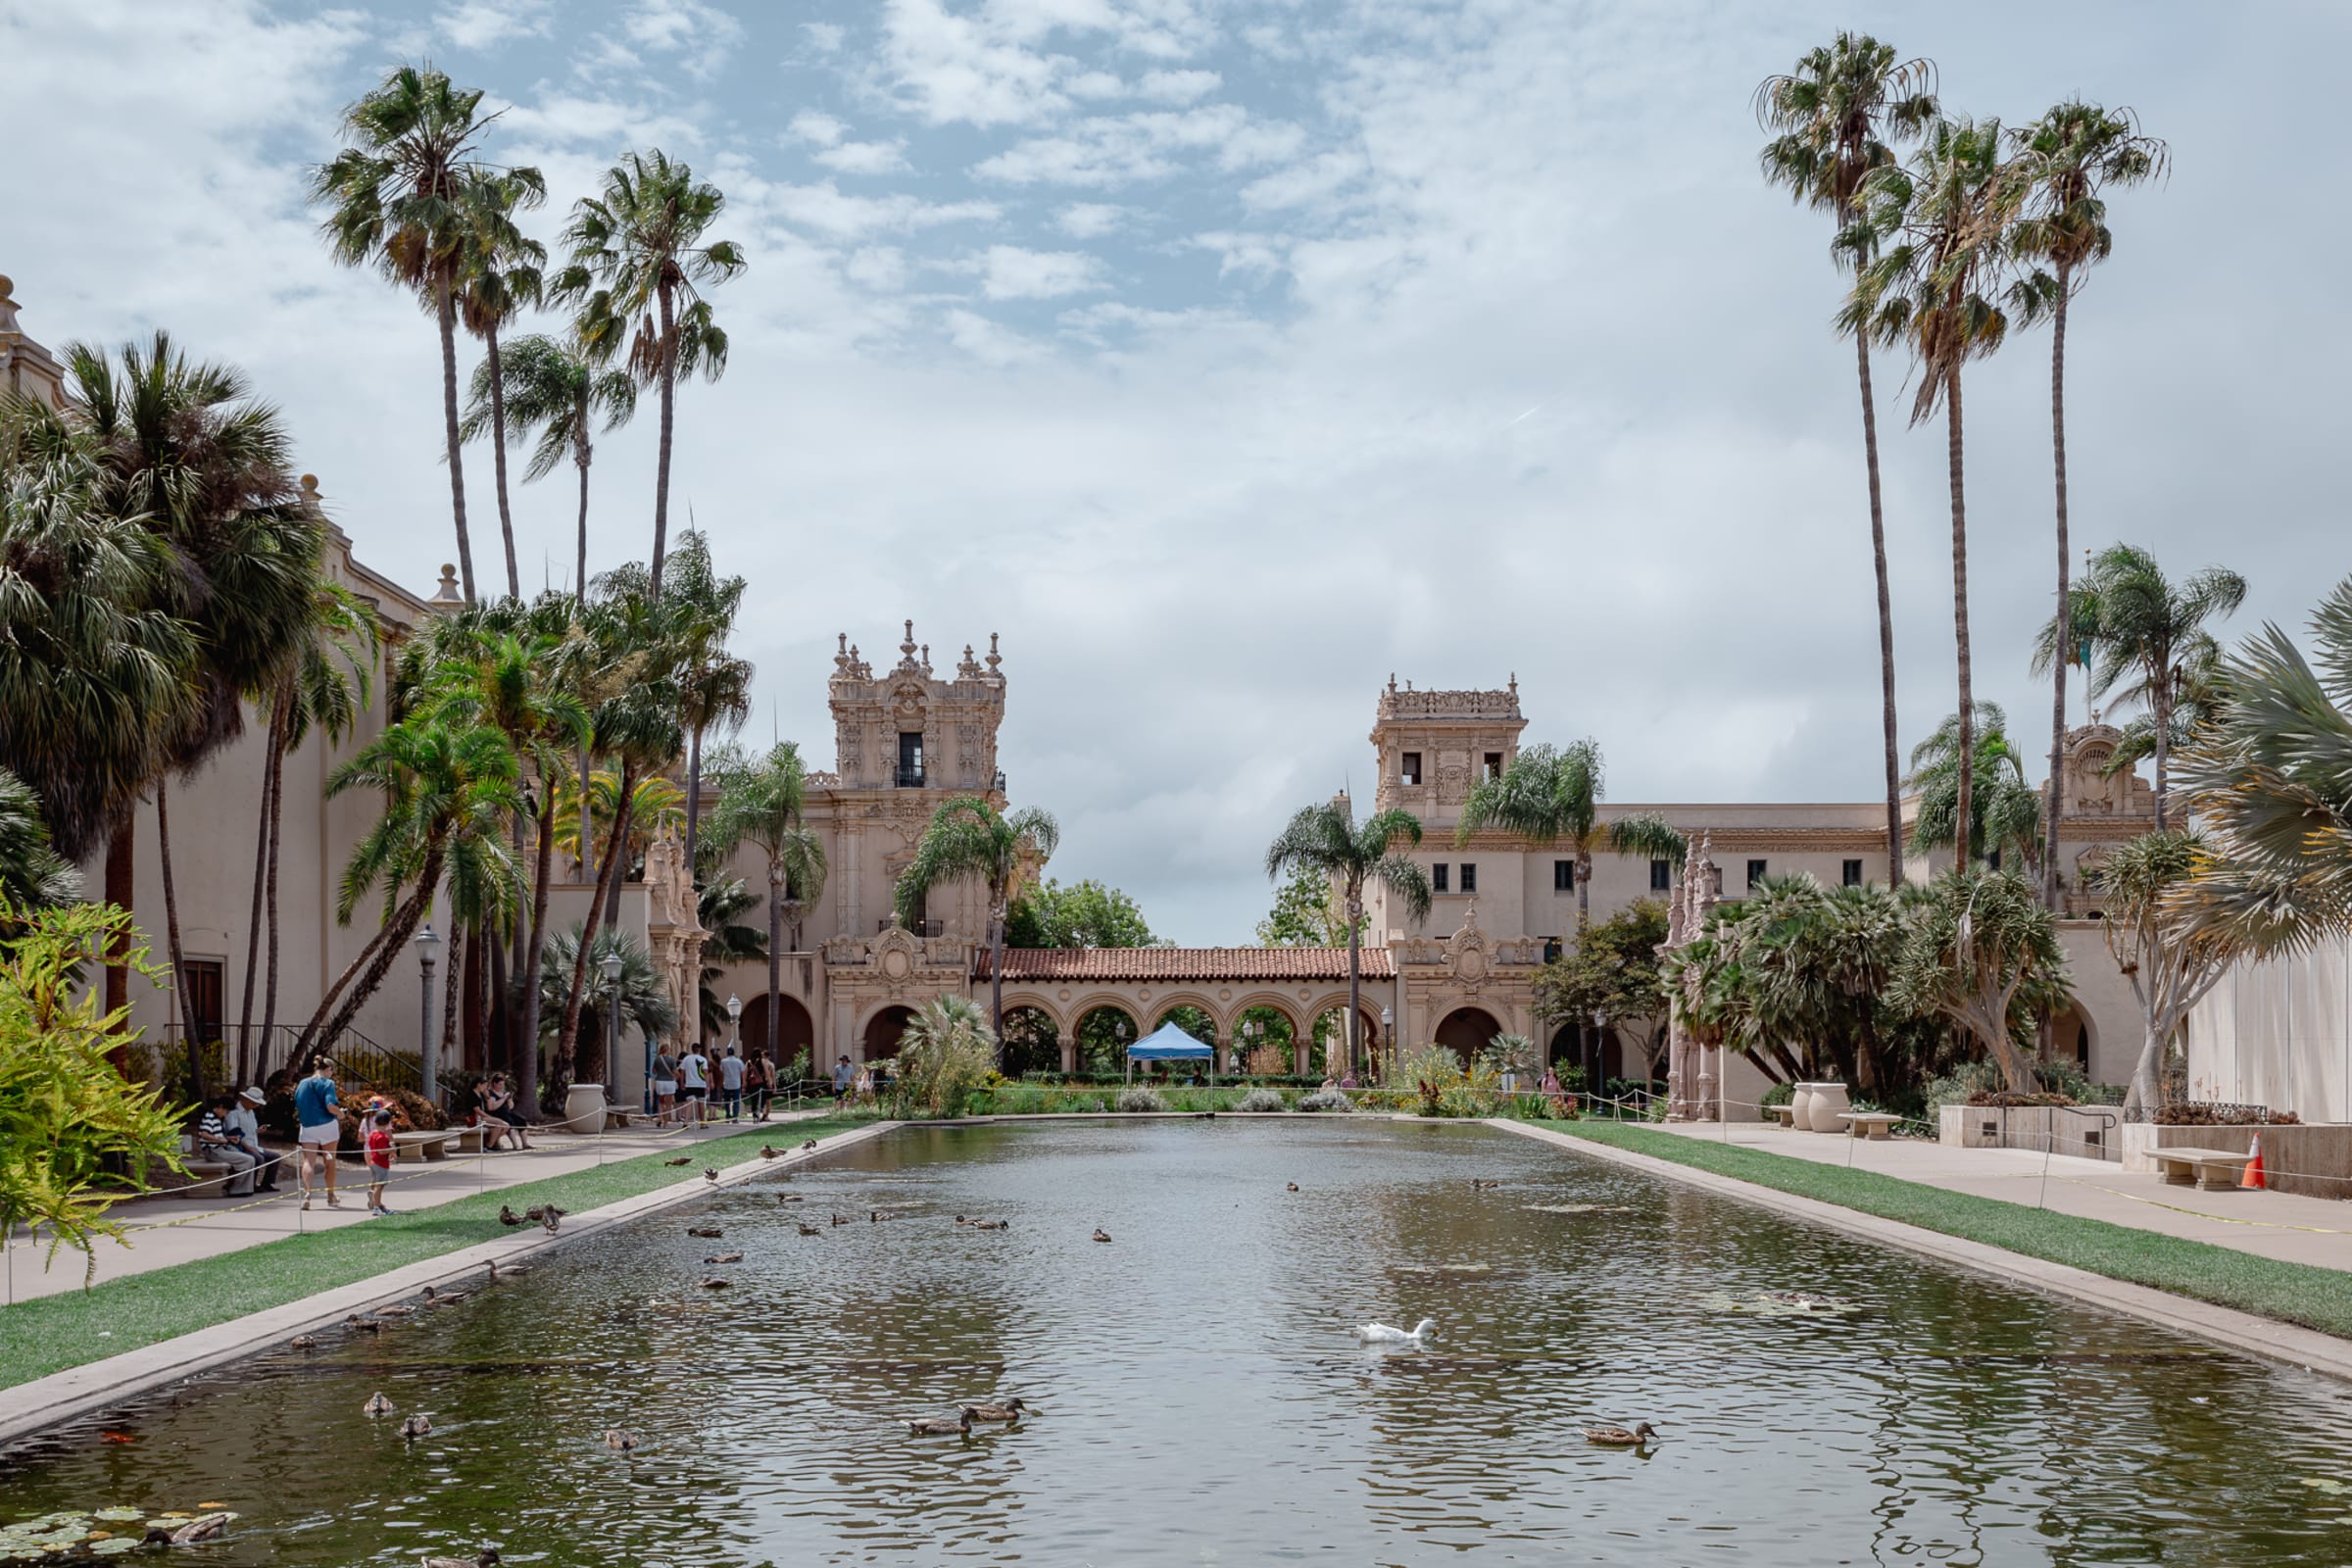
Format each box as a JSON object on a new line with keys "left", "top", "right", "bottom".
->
{"left": 294, "top": 1059, "right": 343, "bottom": 1210}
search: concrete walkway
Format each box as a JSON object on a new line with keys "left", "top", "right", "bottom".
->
{"left": 1648, "top": 1119, "right": 2352, "bottom": 1273}
{"left": 1, "top": 1109, "right": 828, "bottom": 1306}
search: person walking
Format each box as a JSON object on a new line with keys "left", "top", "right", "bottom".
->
{"left": 294, "top": 1057, "right": 343, "bottom": 1210}
{"left": 831, "top": 1054, "right": 854, "bottom": 1107}
{"left": 363, "top": 1105, "right": 396, "bottom": 1216}
{"left": 652, "top": 1046, "right": 678, "bottom": 1127}
{"left": 717, "top": 1046, "right": 747, "bottom": 1122}
{"left": 193, "top": 1092, "right": 259, "bottom": 1198}
{"left": 227, "top": 1084, "right": 278, "bottom": 1192}
{"left": 745, "top": 1049, "right": 773, "bottom": 1121}
{"left": 678, "top": 1042, "right": 711, "bottom": 1127}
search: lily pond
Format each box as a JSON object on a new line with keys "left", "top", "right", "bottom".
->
{"left": 7, "top": 1118, "right": 2352, "bottom": 1565}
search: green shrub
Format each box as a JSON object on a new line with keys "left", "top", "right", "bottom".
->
{"left": 1116, "top": 1086, "right": 1167, "bottom": 1112}
{"left": 890, "top": 998, "right": 997, "bottom": 1118}
{"left": 1759, "top": 1080, "right": 1794, "bottom": 1108}
{"left": 1236, "top": 1087, "right": 1288, "bottom": 1113}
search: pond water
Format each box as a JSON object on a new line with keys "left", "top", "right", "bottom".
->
{"left": 7, "top": 1118, "right": 2352, "bottom": 1565}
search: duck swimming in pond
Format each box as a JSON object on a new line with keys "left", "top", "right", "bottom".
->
{"left": 399, "top": 1413, "right": 433, "bottom": 1440}
{"left": 906, "top": 1408, "right": 976, "bottom": 1437}
{"left": 418, "top": 1546, "right": 500, "bottom": 1568}
{"left": 364, "top": 1393, "right": 394, "bottom": 1416}
{"left": 967, "top": 1397, "right": 1028, "bottom": 1422}
{"left": 1092, "top": 1229, "right": 1112, "bottom": 1244}
{"left": 604, "top": 1429, "right": 639, "bottom": 1452}
{"left": 1582, "top": 1422, "right": 1658, "bottom": 1447}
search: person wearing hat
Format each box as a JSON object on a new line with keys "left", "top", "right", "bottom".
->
{"left": 294, "top": 1057, "right": 343, "bottom": 1210}
{"left": 193, "top": 1092, "right": 260, "bottom": 1198}
{"left": 225, "top": 1085, "right": 278, "bottom": 1193}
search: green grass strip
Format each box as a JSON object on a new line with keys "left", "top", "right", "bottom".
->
{"left": 0, "top": 1116, "right": 873, "bottom": 1391}
{"left": 1517, "top": 1117, "right": 2352, "bottom": 1342}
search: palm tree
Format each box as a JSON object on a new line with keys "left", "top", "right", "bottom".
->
{"left": 460, "top": 333, "right": 636, "bottom": 603}
{"left": 551, "top": 770, "right": 685, "bottom": 871}
{"left": 452, "top": 167, "right": 549, "bottom": 600}
{"left": 2006, "top": 103, "right": 2169, "bottom": 900}
{"left": 1855, "top": 116, "right": 2017, "bottom": 862}
{"left": 1756, "top": 34, "right": 1936, "bottom": 887}
{"left": 312, "top": 64, "right": 539, "bottom": 603}
{"left": 551, "top": 150, "right": 745, "bottom": 594}
{"left": 2034, "top": 543, "right": 2244, "bottom": 830}
{"left": 896, "top": 797, "right": 1060, "bottom": 1054}
{"left": 1455, "top": 741, "right": 1688, "bottom": 928}
{"left": 536, "top": 924, "right": 678, "bottom": 1087}
{"left": 1263, "top": 798, "right": 1430, "bottom": 1078}
{"left": 696, "top": 875, "right": 768, "bottom": 1046}
{"left": 0, "top": 765, "right": 78, "bottom": 912}
{"left": 705, "top": 741, "right": 828, "bottom": 1072}
{"left": 1903, "top": 703, "right": 2044, "bottom": 875}
{"left": 660, "top": 530, "right": 751, "bottom": 881}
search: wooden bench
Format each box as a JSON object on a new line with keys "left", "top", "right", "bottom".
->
{"left": 1839, "top": 1112, "right": 1901, "bottom": 1142}
{"left": 391, "top": 1129, "right": 454, "bottom": 1164}
{"left": 2147, "top": 1148, "right": 2257, "bottom": 1192}
{"left": 1763, "top": 1104, "right": 1799, "bottom": 1128}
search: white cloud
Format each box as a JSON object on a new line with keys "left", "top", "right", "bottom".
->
{"left": 788, "top": 109, "right": 847, "bottom": 145}
{"left": 763, "top": 180, "right": 1001, "bottom": 241}
{"left": 499, "top": 93, "right": 707, "bottom": 151}
{"left": 1056, "top": 202, "right": 1128, "bottom": 238}
{"left": 803, "top": 22, "right": 846, "bottom": 52}
{"left": 980, "top": 244, "right": 1109, "bottom": 300}
{"left": 1137, "top": 68, "right": 1218, "bottom": 103}
{"left": 974, "top": 105, "right": 1303, "bottom": 187}
{"left": 618, "top": 0, "right": 744, "bottom": 79}
{"left": 816, "top": 140, "right": 912, "bottom": 175}
{"left": 845, "top": 246, "right": 909, "bottom": 292}
{"left": 437, "top": 0, "right": 552, "bottom": 50}
{"left": 880, "top": 0, "right": 1071, "bottom": 126}
{"left": 1241, "top": 148, "right": 1367, "bottom": 212}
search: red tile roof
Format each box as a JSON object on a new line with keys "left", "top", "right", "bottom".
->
{"left": 980, "top": 947, "right": 1392, "bottom": 983}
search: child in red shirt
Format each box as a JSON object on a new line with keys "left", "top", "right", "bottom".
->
{"left": 365, "top": 1107, "right": 396, "bottom": 1216}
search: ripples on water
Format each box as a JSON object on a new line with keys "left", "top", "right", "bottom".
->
{"left": 8, "top": 1118, "right": 2352, "bottom": 1566}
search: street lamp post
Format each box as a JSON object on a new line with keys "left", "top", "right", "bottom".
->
{"left": 1380, "top": 1005, "right": 1395, "bottom": 1083}
{"left": 599, "top": 951, "right": 625, "bottom": 1113}
{"left": 416, "top": 922, "right": 441, "bottom": 1105}
{"left": 726, "top": 994, "right": 744, "bottom": 1119}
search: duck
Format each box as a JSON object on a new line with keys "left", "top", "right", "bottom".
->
{"left": 905, "top": 1408, "right": 976, "bottom": 1437}
{"left": 797, "top": 1222, "right": 821, "bottom": 1237}
{"left": 344, "top": 1313, "right": 383, "bottom": 1335}
{"left": 1582, "top": 1421, "right": 1658, "bottom": 1447}
{"left": 364, "top": 1393, "right": 395, "bottom": 1416}
{"left": 1091, "top": 1228, "right": 1112, "bottom": 1244}
{"left": 523, "top": 1206, "right": 547, "bottom": 1223}
{"left": 970, "top": 1218, "right": 1008, "bottom": 1231}
{"left": 375, "top": 1303, "right": 415, "bottom": 1318}
{"left": 802, "top": 1139, "right": 818, "bottom": 1152}
{"left": 1356, "top": 1318, "right": 1435, "bottom": 1346}
{"left": 603, "top": 1429, "right": 639, "bottom": 1452}
{"left": 967, "top": 1397, "right": 1028, "bottom": 1422}
{"left": 1286, "top": 1183, "right": 1299, "bottom": 1193}
{"left": 704, "top": 1251, "right": 744, "bottom": 1265}
{"left": 704, "top": 1168, "right": 720, "bottom": 1184}
{"left": 830, "top": 1213, "right": 851, "bottom": 1227}
{"left": 687, "top": 1226, "right": 723, "bottom": 1240}
{"left": 663, "top": 1156, "right": 693, "bottom": 1167}
{"left": 143, "top": 1513, "right": 232, "bottom": 1546}
{"left": 498, "top": 1204, "right": 524, "bottom": 1228}
{"left": 418, "top": 1547, "right": 500, "bottom": 1568}
{"left": 539, "top": 1205, "right": 565, "bottom": 1234}
{"left": 698, "top": 1276, "right": 733, "bottom": 1290}
{"left": 486, "top": 1259, "right": 526, "bottom": 1283}
{"left": 760, "top": 1145, "right": 781, "bottom": 1160}
{"left": 289, "top": 1335, "right": 318, "bottom": 1350}
{"left": 423, "top": 1284, "right": 466, "bottom": 1306}
{"left": 1471, "top": 1179, "right": 1502, "bottom": 1191}
{"left": 778, "top": 1193, "right": 804, "bottom": 1203}
{"left": 870, "top": 1208, "right": 896, "bottom": 1223}
{"left": 953, "top": 1214, "right": 971, "bottom": 1225}
{"left": 399, "top": 1413, "right": 433, "bottom": 1440}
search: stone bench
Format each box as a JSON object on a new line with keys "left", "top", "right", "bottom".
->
{"left": 175, "top": 1135, "right": 237, "bottom": 1192}
{"left": 2147, "top": 1148, "right": 2257, "bottom": 1192}
{"left": 445, "top": 1124, "right": 490, "bottom": 1155}
{"left": 1763, "top": 1103, "right": 1799, "bottom": 1128}
{"left": 391, "top": 1129, "right": 454, "bottom": 1164}
{"left": 1839, "top": 1112, "right": 1901, "bottom": 1142}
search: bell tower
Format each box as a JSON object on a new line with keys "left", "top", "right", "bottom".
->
{"left": 828, "top": 621, "right": 1006, "bottom": 797}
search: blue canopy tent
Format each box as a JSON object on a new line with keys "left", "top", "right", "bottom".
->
{"left": 1126, "top": 1020, "right": 1215, "bottom": 1086}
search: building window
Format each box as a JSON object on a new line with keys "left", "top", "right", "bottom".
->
{"left": 1432, "top": 863, "right": 1448, "bottom": 893}
{"left": 897, "top": 731, "right": 925, "bottom": 788}
{"left": 1842, "top": 858, "right": 1864, "bottom": 887}
{"left": 1400, "top": 751, "right": 1422, "bottom": 786}
{"left": 1459, "top": 862, "right": 1477, "bottom": 894}
{"left": 1649, "top": 858, "right": 1671, "bottom": 892}
{"left": 1747, "top": 858, "right": 1767, "bottom": 889}
{"left": 1555, "top": 859, "right": 1575, "bottom": 892}
{"left": 1483, "top": 752, "right": 1503, "bottom": 780}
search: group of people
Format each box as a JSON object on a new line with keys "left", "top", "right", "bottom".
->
{"left": 649, "top": 1043, "right": 778, "bottom": 1126}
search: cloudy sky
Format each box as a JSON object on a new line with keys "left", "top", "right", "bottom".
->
{"left": 4, "top": 1, "right": 2342, "bottom": 942}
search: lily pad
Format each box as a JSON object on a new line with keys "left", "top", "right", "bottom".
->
{"left": 91, "top": 1511, "right": 143, "bottom": 1524}
{"left": 2302, "top": 1477, "right": 2350, "bottom": 1496}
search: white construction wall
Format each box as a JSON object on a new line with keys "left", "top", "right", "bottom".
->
{"left": 2185, "top": 940, "right": 2352, "bottom": 1121}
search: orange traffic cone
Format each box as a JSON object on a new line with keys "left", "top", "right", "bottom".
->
{"left": 2241, "top": 1133, "right": 2267, "bottom": 1190}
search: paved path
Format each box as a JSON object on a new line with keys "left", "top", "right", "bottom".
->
{"left": 1, "top": 1110, "right": 827, "bottom": 1306}
{"left": 1648, "top": 1119, "right": 2352, "bottom": 1273}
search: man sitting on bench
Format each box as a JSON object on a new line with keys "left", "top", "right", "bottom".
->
{"left": 193, "top": 1092, "right": 260, "bottom": 1198}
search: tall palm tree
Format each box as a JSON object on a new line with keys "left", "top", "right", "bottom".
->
{"left": 551, "top": 150, "right": 745, "bottom": 594}
{"left": 311, "top": 64, "right": 539, "bottom": 603}
{"left": 1903, "top": 702, "right": 2043, "bottom": 874}
{"left": 452, "top": 167, "right": 549, "bottom": 601}
{"left": 1455, "top": 741, "right": 1688, "bottom": 929}
{"left": 460, "top": 333, "right": 636, "bottom": 603}
{"left": 1264, "top": 798, "right": 1430, "bottom": 1078}
{"left": 536, "top": 924, "right": 679, "bottom": 1085}
{"left": 660, "top": 529, "right": 751, "bottom": 882}
{"left": 896, "top": 797, "right": 1059, "bottom": 1055}
{"left": 2034, "top": 543, "right": 2245, "bottom": 829}
{"left": 706, "top": 741, "right": 828, "bottom": 1071}
{"left": 0, "top": 765, "right": 79, "bottom": 912}
{"left": 696, "top": 875, "right": 768, "bottom": 1047}
{"left": 1855, "top": 116, "right": 2017, "bottom": 865}
{"left": 1756, "top": 34, "right": 1936, "bottom": 887}
{"left": 2006, "top": 103, "right": 2169, "bottom": 900}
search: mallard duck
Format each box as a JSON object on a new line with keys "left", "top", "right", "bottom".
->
{"left": 399, "top": 1413, "right": 433, "bottom": 1440}
{"left": 698, "top": 1276, "right": 732, "bottom": 1290}
{"left": 1091, "top": 1228, "right": 1112, "bottom": 1244}
{"left": 663, "top": 1156, "right": 693, "bottom": 1167}
{"left": 760, "top": 1145, "right": 781, "bottom": 1160}
{"left": 143, "top": 1513, "right": 232, "bottom": 1545}
{"left": 970, "top": 1218, "right": 1007, "bottom": 1231}
{"left": 687, "top": 1226, "right": 723, "bottom": 1239}
{"left": 906, "top": 1408, "right": 975, "bottom": 1436}
{"left": 778, "top": 1193, "right": 804, "bottom": 1202}
{"left": 802, "top": 1139, "right": 818, "bottom": 1152}
{"left": 704, "top": 1251, "right": 744, "bottom": 1265}
{"left": 830, "top": 1213, "right": 851, "bottom": 1226}
{"left": 540, "top": 1205, "right": 564, "bottom": 1234}
{"left": 486, "top": 1259, "right": 526, "bottom": 1282}
{"left": 423, "top": 1284, "right": 466, "bottom": 1305}
{"left": 1582, "top": 1421, "right": 1657, "bottom": 1447}
{"left": 498, "top": 1204, "right": 524, "bottom": 1227}
{"left": 603, "top": 1429, "right": 638, "bottom": 1452}
{"left": 797, "top": 1222, "right": 821, "bottom": 1236}
{"left": 418, "top": 1546, "right": 499, "bottom": 1568}
{"left": 289, "top": 1335, "right": 318, "bottom": 1350}
{"left": 364, "top": 1392, "right": 395, "bottom": 1416}
{"left": 967, "top": 1397, "right": 1028, "bottom": 1422}
{"left": 1286, "top": 1183, "right": 1298, "bottom": 1193}
{"left": 1356, "top": 1318, "right": 1435, "bottom": 1346}
{"left": 704, "top": 1168, "right": 720, "bottom": 1183}
{"left": 344, "top": 1313, "right": 382, "bottom": 1335}
{"left": 1470, "top": 1179, "right": 1502, "bottom": 1191}
{"left": 523, "top": 1206, "right": 547, "bottom": 1222}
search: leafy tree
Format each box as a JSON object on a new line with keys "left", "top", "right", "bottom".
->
{"left": 1854, "top": 115, "right": 2016, "bottom": 862}
{"left": 2094, "top": 830, "right": 2239, "bottom": 1114}
{"left": 1904, "top": 702, "right": 2042, "bottom": 872}
{"left": 2034, "top": 543, "right": 2245, "bottom": 830}
{"left": 0, "top": 899, "right": 188, "bottom": 1276}
{"left": 451, "top": 166, "right": 549, "bottom": 599}
{"left": 312, "top": 64, "right": 538, "bottom": 602}
{"left": 460, "top": 332, "right": 636, "bottom": 605}
{"left": 706, "top": 741, "right": 827, "bottom": 1069}
{"left": 552, "top": 150, "right": 745, "bottom": 594}
{"left": 1888, "top": 868, "right": 2072, "bottom": 1092}
{"left": 1265, "top": 798, "right": 1430, "bottom": 1077}
{"left": 697, "top": 874, "right": 767, "bottom": 1045}
{"left": 1533, "top": 900, "right": 1669, "bottom": 1080}
{"left": 1256, "top": 862, "right": 1351, "bottom": 946}
{"left": 1005, "top": 877, "right": 1158, "bottom": 949}
{"left": 661, "top": 529, "right": 751, "bottom": 882}
{"left": 1756, "top": 33, "right": 1936, "bottom": 887}
{"left": 892, "top": 996, "right": 996, "bottom": 1118}
{"left": 897, "top": 797, "right": 1059, "bottom": 1052}
{"left": 2005, "top": 103, "right": 2168, "bottom": 895}
{"left": 535, "top": 923, "right": 678, "bottom": 1086}
{"left": 1456, "top": 741, "right": 1684, "bottom": 930}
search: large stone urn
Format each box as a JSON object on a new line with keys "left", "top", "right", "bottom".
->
{"left": 1806, "top": 1081, "right": 1852, "bottom": 1133}
{"left": 560, "top": 1083, "right": 608, "bottom": 1135}
{"left": 1790, "top": 1084, "right": 1818, "bottom": 1131}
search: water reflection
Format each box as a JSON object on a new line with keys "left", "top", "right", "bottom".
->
{"left": 5, "top": 1118, "right": 2352, "bottom": 1566}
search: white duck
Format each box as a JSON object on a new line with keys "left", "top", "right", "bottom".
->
{"left": 1356, "top": 1317, "right": 1435, "bottom": 1346}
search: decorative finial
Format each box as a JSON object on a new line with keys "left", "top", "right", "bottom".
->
{"left": 1508, "top": 672, "right": 1517, "bottom": 694}
{"left": 0, "top": 275, "right": 17, "bottom": 334}
{"left": 298, "top": 474, "right": 322, "bottom": 511}
{"left": 428, "top": 564, "right": 465, "bottom": 607}
{"left": 920, "top": 642, "right": 931, "bottom": 671}
{"left": 986, "top": 632, "right": 1002, "bottom": 673}
{"left": 902, "top": 619, "right": 916, "bottom": 656}
{"left": 1388, "top": 672, "right": 1396, "bottom": 692}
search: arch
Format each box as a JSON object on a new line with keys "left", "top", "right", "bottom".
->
{"left": 2050, "top": 1001, "right": 2097, "bottom": 1070}
{"left": 1070, "top": 1001, "right": 1144, "bottom": 1076}
{"left": 999, "top": 1004, "right": 1061, "bottom": 1076}
{"left": 861, "top": 1004, "right": 917, "bottom": 1063}
{"left": 994, "top": 991, "right": 1069, "bottom": 1033}
{"left": 1436, "top": 1005, "right": 1504, "bottom": 1065}
{"left": 736, "top": 993, "right": 813, "bottom": 1068}
{"left": 1547, "top": 1022, "right": 1582, "bottom": 1067}
{"left": 1224, "top": 992, "right": 1306, "bottom": 1038}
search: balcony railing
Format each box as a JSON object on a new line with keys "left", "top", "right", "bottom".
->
{"left": 895, "top": 764, "right": 926, "bottom": 788}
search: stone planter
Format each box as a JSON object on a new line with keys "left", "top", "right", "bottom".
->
{"left": 1804, "top": 1082, "right": 1851, "bottom": 1133}
{"left": 559, "top": 1083, "right": 609, "bottom": 1135}
{"left": 1790, "top": 1084, "right": 1818, "bottom": 1132}
{"left": 1940, "top": 1102, "right": 2124, "bottom": 1160}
